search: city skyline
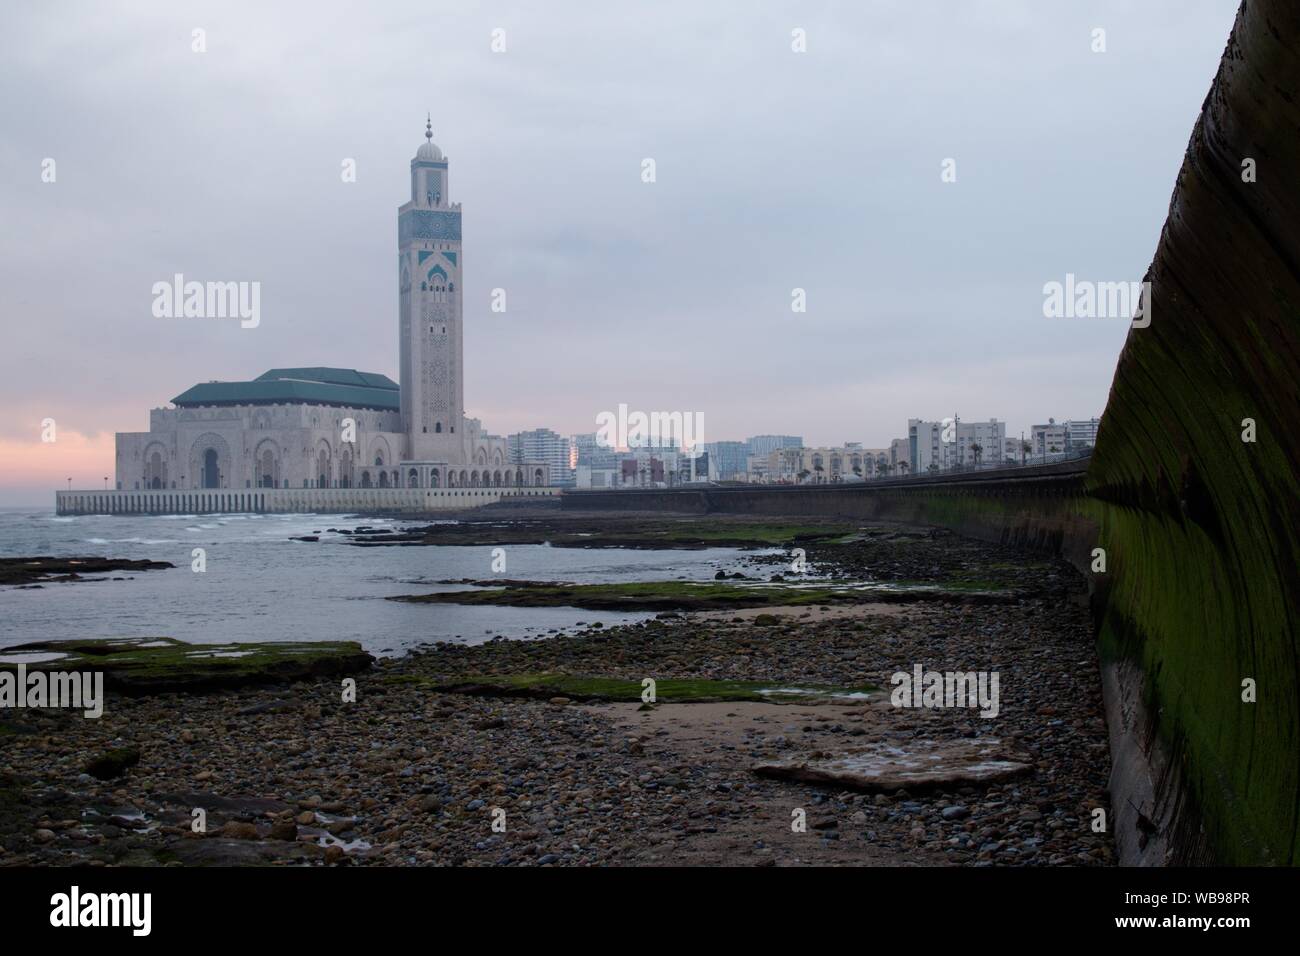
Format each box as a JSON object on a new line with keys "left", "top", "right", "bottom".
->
{"left": 1, "top": 0, "right": 1295, "bottom": 891}
{"left": 0, "top": 1, "right": 1240, "bottom": 504}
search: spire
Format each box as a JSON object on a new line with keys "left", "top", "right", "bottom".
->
{"left": 415, "top": 117, "right": 443, "bottom": 162}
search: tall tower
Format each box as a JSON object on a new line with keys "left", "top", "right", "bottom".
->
{"left": 398, "top": 117, "right": 463, "bottom": 463}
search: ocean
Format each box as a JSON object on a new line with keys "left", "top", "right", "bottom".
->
{"left": 0, "top": 508, "right": 758, "bottom": 656}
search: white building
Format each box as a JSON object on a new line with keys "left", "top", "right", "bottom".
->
{"left": 509, "top": 428, "right": 573, "bottom": 486}
{"left": 112, "top": 122, "right": 549, "bottom": 500}
{"left": 890, "top": 438, "right": 910, "bottom": 472}
{"left": 574, "top": 464, "right": 620, "bottom": 489}
{"left": 1031, "top": 419, "right": 1070, "bottom": 458}
{"left": 762, "top": 445, "right": 886, "bottom": 483}
{"left": 1065, "top": 418, "right": 1101, "bottom": 450}
{"left": 908, "top": 418, "right": 1007, "bottom": 472}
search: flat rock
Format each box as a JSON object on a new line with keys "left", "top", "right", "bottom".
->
{"left": 153, "top": 791, "right": 292, "bottom": 816}
{"left": 219, "top": 822, "right": 261, "bottom": 840}
{"left": 753, "top": 738, "right": 1032, "bottom": 793}
{"left": 168, "top": 838, "right": 322, "bottom": 866}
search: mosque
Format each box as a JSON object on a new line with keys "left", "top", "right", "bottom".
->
{"left": 75, "top": 121, "right": 552, "bottom": 515}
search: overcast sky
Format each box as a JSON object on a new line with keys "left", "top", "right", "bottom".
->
{"left": 0, "top": 0, "right": 1241, "bottom": 505}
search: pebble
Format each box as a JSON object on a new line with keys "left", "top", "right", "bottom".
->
{"left": 0, "top": 521, "right": 1111, "bottom": 869}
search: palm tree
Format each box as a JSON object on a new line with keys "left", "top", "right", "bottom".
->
{"left": 797, "top": 469, "right": 811, "bottom": 484}
{"left": 813, "top": 463, "right": 825, "bottom": 483}
{"left": 899, "top": 461, "right": 910, "bottom": 476}
{"left": 969, "top": 442, "right": 983, "bottom": 467}
{"left": 1020, "top": 440, "right": 1032, "bottom": 465}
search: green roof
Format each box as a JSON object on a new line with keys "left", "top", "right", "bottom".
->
{"left": 172, "top": 368, "right": 400, "bottom": 411}
{"left": 255, "top": 368, "right": 398, "bottom": 390}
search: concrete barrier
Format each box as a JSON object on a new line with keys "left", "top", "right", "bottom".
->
{"left": 564, "top": 460, "right": 1098, "bottom": 568}
{"left": 563, "top": 0, "right": 1300, "bottom": 867}
{"left": 1082, "top": 0, "right": 1300, "bottom": 867}
{"left": 49, "top": 0, "right": 1298, "bottom": 869}
{"left": 55, "top": 486, "right": 559, "bottom": 515}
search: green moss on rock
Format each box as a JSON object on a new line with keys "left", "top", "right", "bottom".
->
{"left": 426, "top": 672, "right": 877, "bottom": 703}
{"left": 83, "top": 746, "right": 141, "bottom": 780}
{"left": 0, "top": 638, "right": 373, "bottom": 696}
{"left": 391, "top": 579, "right": 1019, "bottom": 612}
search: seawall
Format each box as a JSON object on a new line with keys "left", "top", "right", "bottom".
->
{"left": 565, "top": 461, "right": 1096, "bottom": 567}
{"left": 1083, "top": 0, "right": 1300, "bottom": 866}
{"left": 562, "top": 1, "right": 1300, "bottom": 867}
{"left": 55, "top": 486, "right": 560, "bottom": 515}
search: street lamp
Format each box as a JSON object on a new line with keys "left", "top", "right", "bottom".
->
{"left": 66, "top": 477, "right": 71, "bottom": 491}
{"left": 103, "top": 476, "right": 108, "bottom": 490}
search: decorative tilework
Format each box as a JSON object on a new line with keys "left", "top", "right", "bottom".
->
{"left": 399, "top": 210, "right": 462, "bottom": 243}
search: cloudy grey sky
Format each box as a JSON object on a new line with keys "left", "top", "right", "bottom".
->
{"left": 0, "top": 0, "right": 1240, "bottom": 504}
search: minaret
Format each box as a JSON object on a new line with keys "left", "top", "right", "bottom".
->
{"left": 398, "top": 116, "right": 463, "bottom": 462}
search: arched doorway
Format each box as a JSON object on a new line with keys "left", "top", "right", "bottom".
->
{"left": 202, "top": 449, "right": 220, "bottom": 488}
{"left": 258, "top": 449, "right": 276, "bottom": 488}
{"left": 339, "top": 448, "right": 353, "bottom": 488}
{"left": 144, "top": 448, "right": 168, "bottom": 489}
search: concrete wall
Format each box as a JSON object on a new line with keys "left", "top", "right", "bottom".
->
{"left": 565, "top": 461, "right": 1098, "bottom": 569}
{"left": 56, "top": 486, "right": 559, "bottom": 515}
{"left": 561, "top": 1, "right": 1300, "bottom": 867}
{"left": 566, "top": 2, "right": 1300, "bottom": 868}
{"left": 1082, "top": 0, "right": 1300, "bottom": 866}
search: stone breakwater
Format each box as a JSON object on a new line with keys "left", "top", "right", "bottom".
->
{"left": 0, "top": 524, "right": 1111, "bottom": 867}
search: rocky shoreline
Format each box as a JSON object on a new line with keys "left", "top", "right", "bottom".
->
{"left": 0, "top": 556, "right": 174, "bottom": 588}
{"left": 0, "top": 517, "right": 1113, "bottom": 867}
